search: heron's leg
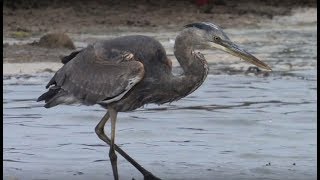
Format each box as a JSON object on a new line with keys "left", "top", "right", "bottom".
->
{"left": 95, "top": 111, "right": 161, "bottom": 180}
{"left": 109, "top": 108, "right": 119, "bottom": 180}
{"left": 95, "top": 112, "right": 110, "bottom": 142}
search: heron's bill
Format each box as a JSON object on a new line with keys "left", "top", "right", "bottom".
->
{"left": 209, "top": 41, "right": 272, "bottom": 71}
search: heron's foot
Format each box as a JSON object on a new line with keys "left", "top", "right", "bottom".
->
{"left": 144, "top": 172, "right": 161, "bottom": 180}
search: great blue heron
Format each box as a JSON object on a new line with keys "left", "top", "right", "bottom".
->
{"left": 37, "top": 22, "right": 271, "bottom": 180}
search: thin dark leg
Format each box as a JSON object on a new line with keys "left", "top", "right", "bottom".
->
{"left": 95, "top": 111, "right": 161, "bottom": 180}
{"left": 109, "top": 108, "right": 119, "bottom": 180}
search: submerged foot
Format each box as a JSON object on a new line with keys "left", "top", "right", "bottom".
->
{"left": 144, "top": 173, "right": 161, "bottom": 180}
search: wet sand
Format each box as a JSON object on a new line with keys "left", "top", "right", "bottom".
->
{"left": 3, "top": 7, "right": 316, "bottom": 71}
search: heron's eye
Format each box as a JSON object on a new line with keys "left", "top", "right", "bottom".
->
{"left": 213, "top": 36, "right": 220, "bottom": 41}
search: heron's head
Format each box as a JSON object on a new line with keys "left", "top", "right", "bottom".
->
{"left": 183, "top": 22, "right": 272, "bottom": 71}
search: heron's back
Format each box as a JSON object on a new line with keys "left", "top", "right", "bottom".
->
{"left": 95, "top": 35, "right": 172, "bottom": 76}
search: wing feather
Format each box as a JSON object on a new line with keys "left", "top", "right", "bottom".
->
{"left": 50, "top": 45, "right": 144, "bottom": 105}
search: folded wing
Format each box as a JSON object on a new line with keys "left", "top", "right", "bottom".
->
{"left": 38, "top": 45, "right": 145, "bottom": 108}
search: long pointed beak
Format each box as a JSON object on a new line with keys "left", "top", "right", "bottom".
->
{"left": 209, "top": 40, "right": 272, "bottom": 71}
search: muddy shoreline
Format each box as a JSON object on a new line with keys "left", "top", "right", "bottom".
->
{"left": 3, "top": 2, "right": 317, "bottom": 74}
{"left": 3, "top": 0, "right": 316, "bottom": 35}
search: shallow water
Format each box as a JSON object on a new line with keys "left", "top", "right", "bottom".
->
{"left": 3, "top": 23, "right": 316, "bottom": 180}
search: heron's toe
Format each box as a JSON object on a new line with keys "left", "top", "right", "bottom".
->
{"left": 144, "top": 173, "right": 161, "bottom": 180}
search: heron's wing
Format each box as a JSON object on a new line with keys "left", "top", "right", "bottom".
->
{"left": 48, "top": 45, "right": 145, "bottom": 105}
{"left": 61, "top": 50, "right": 82, "bottom": 64}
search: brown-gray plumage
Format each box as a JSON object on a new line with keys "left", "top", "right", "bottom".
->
{"left": 38, "top": 22, "right": 271, "bottom": 180}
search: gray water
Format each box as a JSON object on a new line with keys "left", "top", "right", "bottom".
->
{"left": 3, "top": 25, "right": 317, "bottom": 180}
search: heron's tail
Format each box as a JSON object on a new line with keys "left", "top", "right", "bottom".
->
{"left": 37, "top": 86, "right": 77, "bottom": 108}
{"left": 37, "top": 86, "right": 60, "bottom": 108}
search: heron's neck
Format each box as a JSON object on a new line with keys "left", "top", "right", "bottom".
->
{"left": 170, "top": 32, "right": 209, "bottom": 100}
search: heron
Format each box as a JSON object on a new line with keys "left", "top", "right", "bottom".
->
{"left": 37, "top": 22, "right": 271, "bottom": 180}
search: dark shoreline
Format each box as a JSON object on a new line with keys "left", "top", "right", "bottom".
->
{"left": 3, "top": 0, "right": 316, "bottom": 37}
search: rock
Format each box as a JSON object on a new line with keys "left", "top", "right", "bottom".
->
{"left": 32, "top": 33, "right": 75, "bottom": 50}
